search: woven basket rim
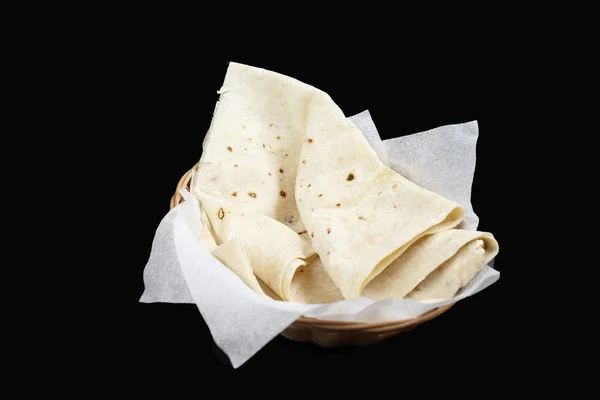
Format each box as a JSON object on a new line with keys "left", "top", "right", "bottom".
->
{"left": 170, "top": 163, "right": 454, "bottom": 331}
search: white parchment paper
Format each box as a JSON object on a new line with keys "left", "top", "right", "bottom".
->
{"left": 140, "top": 112, "right": 499, "bottom": 368}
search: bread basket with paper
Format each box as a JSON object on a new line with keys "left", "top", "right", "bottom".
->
{"left": 141, "top": 62, "right": 500, "bottom": 368}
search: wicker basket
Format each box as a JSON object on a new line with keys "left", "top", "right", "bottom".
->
{"left": 171, "top": 164, "right": 455, "bottom": 347}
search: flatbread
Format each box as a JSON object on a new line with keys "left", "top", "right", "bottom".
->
{"left": 211, "top": 238, "right": 266, "bottom": 296}
{"left": 197, "top": 208, "right": 218, "bottom": 252}
{"left": 191, "top": 62, "right": 499, "bottom": 306}
{"left": 192, "top": 62, "right": 316, "bottom": 233}
{"left": 362, "top": 229, "right": 499, "bottom": 301}
{"left": 196, "top": 190, "right": 315, "bottom": 301}
{"left": 289, "top": 257, "right": 343, "bottom": 304}
{"left": 406, "top": 239, "right": 491, "bottom": 301}
{"left": 296, "top": 91, "right": 464, "bottom": 299}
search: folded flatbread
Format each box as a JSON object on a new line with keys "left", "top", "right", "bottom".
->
{"left": 362, "top": 229, "right": 499, "bottom": 301}
{"left": 192, "top": 62, "right": 316, "bottom": 233}
{"left": 197, "top": 209, "right": 218, "bottom": 252}
{"left": 296, "top": 92, "right": 464, "bottom": 299}
{"left": 196, "top": 190, "right": 314, "bottom": 301}
{"left": 211, "top": 238, "right": 266, "bottom": 296}
{"left": 405, "top": 239, "right": 492, "bottom": 302}
{"left": 289, "top": 257, "right": 343, "bottom": 304}
{"left": 191, "top": 62, "right": 499, "bottom": 305}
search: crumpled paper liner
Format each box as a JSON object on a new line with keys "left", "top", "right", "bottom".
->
{"left": 140, "top": 111, "right": 499, "bottom": 368}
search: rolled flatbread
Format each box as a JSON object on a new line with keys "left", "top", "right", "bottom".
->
{"left": 283, "top": 229, "right": 498, "bottom": 304}
{"left": 362, "top": 229, "right": 499, "bottom": 301}
{"left": 405, "top": 239, "right": 496, "bottom": 301}
{"left": 211, "top": 238, "right": 266, "bottom": 296}
{"left": 196, "top": 190, "right": 314, "bottom": 301}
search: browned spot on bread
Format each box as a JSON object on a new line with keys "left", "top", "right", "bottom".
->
{"left": 307, "top": 184, "right": 311, "bottom": 188}
{"left": 234, "top": 164, "right": 238, "bottom": 168}
{"left": 269, "top": 123, "right": 274, "bottom": 127}
{"left": 268, "top": 172, "right": 272, "bottom": 176}
{"left": 336, "top": 203, "right": 341, "bottom": 207}
{"left": 307, "top": 138, "right": 314, "bottom": 143}
{"left": 248, "top": 192, "right": 257, "bottom": 198}
{"left": 297, "top": 230, "right": 307, "bottom": 235}
{"left": 393, "top": 204, "right": 397, "bottom": 208}
{"left": 232, "top": 191, "right": 237, "bottom": 197}
{"left": 327, "top": 251, "right": 331, "bottom": 255}
{"left": 377, "top": 190, "right": 382, "bottom": 195}
{"left": 327, "top": 228, "right": 331, "bottom": 234}
{"left": 227, "top": 146, "right": 233, "bottom": 152}
{"left": 277, "top": 136, "right": 281, "bottom": 139}
{"left": 285, "top": 153, "right": 288, "bottom": 157}
{"left": 279, "top": 168, "right": 284, "bottom": 173}
{"left": 311, "top": 232, "right": 314, "bottom": 238}
{"left": 346, "top": 173, "right": 355, "bottom": 181}
{"left": 217, "top": 208, "right": 225, "bottom": 219}
{"left": 318, "top": 193, "right": 323, "bottom": 197}
{"left": 280, "top": 191, "right": 286, "bottom": 198}
{"left": 302, "top": 159, "right": 306, "bottom": 164}
{"left": 358, "top": 216, "right": 366, "bottom": 220}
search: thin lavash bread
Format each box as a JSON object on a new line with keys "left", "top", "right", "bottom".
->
{"left": 295, "top": 91, "right": 466, "bottom": 299}
{"left": 362, "top": 229, "right": 499, "bottom": 301}
{"left": 191, "top": 62, "right": 344, "bottom": 303}
{"left": 196, "top": 190, "right": 314, "bottom": 302}
{"left": 210, "top": 237, "right": 266, "bottom": 297}
{"left": 192, "top": 62, "right": 499, "bottom": 303}
{"left": 193, "top": 62, "right": 316, "bottom": 234}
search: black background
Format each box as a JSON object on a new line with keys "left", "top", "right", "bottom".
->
{"left": 119, "top": 53, "right": 522, "bottom": 380}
